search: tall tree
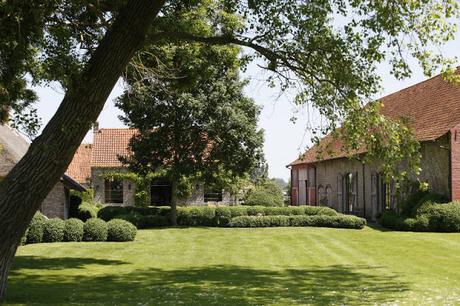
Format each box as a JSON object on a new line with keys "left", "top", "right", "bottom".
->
{"left": 0, "top": 0, "right": 458, "bottom": 299}
{"left": 117, "top": 42, "right": 264, "bottom": 225}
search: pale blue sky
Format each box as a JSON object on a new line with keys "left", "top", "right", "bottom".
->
{"left": 33, "top": 34, "right": 460, "bottom": 181}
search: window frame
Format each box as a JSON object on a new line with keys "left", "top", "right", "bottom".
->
{"left": 104, "top": 178, "right": 124, "bottom": 204}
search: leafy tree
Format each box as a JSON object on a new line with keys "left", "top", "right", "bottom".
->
{"left": 117, "top": 41, "right": 264, "bottom": 225}
{"left": 71, "top": 189, "right": 102, "bottom": 220}
{"left": 244, "top": 180, "right": 285, "bottom": 207}
{"left": 0, "top": 0, "right": 458, "bottom": 299}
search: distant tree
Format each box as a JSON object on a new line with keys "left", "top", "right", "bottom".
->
{"left": 250, "top": 155, "right": 269, "bottom": 185}
{"left": 272, "top": 178, "right": 288, "bottom": 190}
{"left": 117, "top": 41, "right": 264, "bottom": 225}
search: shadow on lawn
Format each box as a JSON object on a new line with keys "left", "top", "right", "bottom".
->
{"left": 7, "top": 257, "right": 409, "bottom": 305}
{"left": 12, "top": 256, "right": 128, "bottom": 270}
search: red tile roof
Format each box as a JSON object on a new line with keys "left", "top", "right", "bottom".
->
{"left": 91, "top": 128, "right": 138, "bottom": 167}
{"left": 290, "top": 69, "right": 460, "bottom": 166}
{"left": 66, "top": 144, "right": 92, "bottom": 183}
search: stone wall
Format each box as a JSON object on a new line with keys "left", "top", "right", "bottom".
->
{"left": 180, "top": 182, "right": 236, "bottom": 206}
{"left": 91, "top": 167, "right": 136, "bottom": 206}
{"left": 41, "top": 183, "right": 67, "bottom": 219}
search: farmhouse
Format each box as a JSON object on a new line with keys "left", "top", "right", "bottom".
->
{"left": 288, "top": 71, "right": 460, "bottom": 220}
{"left": 0, "top": 124, "right": 85, "bottom": 219}
{"left": 67, "top": 124, "right": 236, "bottom": 207}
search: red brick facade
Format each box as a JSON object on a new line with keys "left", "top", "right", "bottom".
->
{"left": 451, "top": 123, "right": 460, "bottom": 201}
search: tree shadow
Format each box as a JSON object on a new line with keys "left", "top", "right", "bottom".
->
{"left": 6, "top": 257, "right": 410, "bottom": 305}
{"left": 12, "top": 256, "right": 128, "bottom": 270}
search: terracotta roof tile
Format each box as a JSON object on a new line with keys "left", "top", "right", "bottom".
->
{"left": 290, "top": 69, "right": 460, "bottom": 166}
{"left": 66, "top": 144, "right": 92, "bottom": 183}
{"left": 91, "top": 128, "right": 138, "bottom": 168}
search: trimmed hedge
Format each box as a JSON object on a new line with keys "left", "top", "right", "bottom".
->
{"left": 21, "top": 228, "right": 29, "bottom": 245}
{"left": 98, "top": 206, "right": 171, "bottom": 221}
{"left": 64, "top": 218, "right": 84, "bottom": 242}
{"left": 98, "top": 205, "right": 338, "bottom": 228}
{"left": 228, "top": 215, "right": 366, "bottom": 229}
{"left": 83, "top": 218, "right": 108, "bottom": 241}
{"left": 43, "top": 218, "right": 65, "bottom": 242}
{"left": 107, "top": 219, "right": 137, "bottom": 241}
{"left": 26, "top": 212, "right": 47, "bottom": 244}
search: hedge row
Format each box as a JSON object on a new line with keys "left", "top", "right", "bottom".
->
{"left": 98, "top": 205, "right": 338, "bottom": 228}
{"left": 379, "top": 202, "right": 460, "bottom": 232}
{"left": 22, "top": 213, "right": 137, "bottom": 245}
{"left": 228, "top": 215, "right": 367, "bottom": 229}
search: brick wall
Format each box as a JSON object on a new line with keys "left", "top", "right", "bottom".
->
{"left": 451, "top": 123, "right": 460, "bottom": 200}
{"left": 297, "top": 136, "right": 450, "bottom": 220}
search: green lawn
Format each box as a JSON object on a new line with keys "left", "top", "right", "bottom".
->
{"left": 6, "top": 226, "right": 460, "bottom": 305}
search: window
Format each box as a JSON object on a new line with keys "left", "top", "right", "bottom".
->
{"left": 204, "top": 186, "right": 223, "bottom": 202}
{"left": 150, "top": 178, "right": 172, "bottom": 206}
{"left": 326, "top": 185, "right": 332, "bottom": 206}
{"left": 318, "top": 185, "right": 326, "bottom": 205}
{"left": 344, "top": 172, "right": 358, "bottom": 213}
{"left": 105, "top": 179, "right": 123, "bottom": 203}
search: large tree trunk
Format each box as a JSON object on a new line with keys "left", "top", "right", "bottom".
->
{"left": 170, "top": 180, "right": 178, "bottom": 226}
{"left": 0, "top": 0, "right": 165, "bottom": 301}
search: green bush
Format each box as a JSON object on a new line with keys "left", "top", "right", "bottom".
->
{"left": 98, "top": 205, "right": 171, "bottom": 221}
{"left": 117, "top": 211, "right": 144, "bottom": 228}
{"left": 228, "top": 214, "right": 366, "bottom": 229}
{"left": 64, "top": 218, "right": 84, "bottom": 242}
{"left": 379, "top": 201, "right": 460, "bottom": 232}
{"left": 244, "top": 188, "right": 284, "bottom": 206}
{"left": 107, "top": 219, "right": 137, "bottom": 241}
{"left": 177, "top": 207, "right": 216, "bottom": 226}
{"left": 21, "top": 228, "right": 29, "bottom": 245}
{"left": 304, "top": 206, "right": 338, "bottom": 216}
{"left": 83, "top": 218, "right": 108, "bottom": 241}
{"left": 26, "top": 212, "right": 47, "bottom": 244}
{"left": 42, "top": 218, "right": 65, "bottom": 242}
{"left": 95, "top": 204, "right": 338, "bottom": 228}
{"left": 401, "top": 191, "right": 449, "bottom": 217}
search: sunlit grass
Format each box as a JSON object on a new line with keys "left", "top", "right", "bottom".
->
{"left": 6, "top": 226, "right": 460, "bottom": 305}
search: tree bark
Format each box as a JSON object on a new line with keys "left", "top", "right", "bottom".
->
{"left": 0, "top": 0, "right": 165, "bottom": 301}
{"left": 170, "top": 180, "right": 178, "bottom": 226}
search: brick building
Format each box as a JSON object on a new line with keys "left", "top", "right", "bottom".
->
{"left": 0, "top": 124, "right": 85, "bottom": 219}
{"left": 67, "top": 124, "right": 236, "bottom": 207}
{"left": 288, "top": 70, "right": 460, "bottom": 220}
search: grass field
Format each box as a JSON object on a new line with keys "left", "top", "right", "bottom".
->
{"left": 6, "top": 226, "right": 460, "bottom": 305}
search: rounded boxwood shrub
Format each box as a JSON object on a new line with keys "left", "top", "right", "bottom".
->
{"left": 107, "top": 219, "right": 137, "bottom": 241}
{"left": 83, "top": 218, "right": 108, "bottom": 242}
{"left": 64, "top": 218, "right": 84, "bottom": 242}
{"left": 26, "top": 212, "right": 47, "bottom": 244}
{"left": 42, "top": 218, "right": 65, "bottom": 242}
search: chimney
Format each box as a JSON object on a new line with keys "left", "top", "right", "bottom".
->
{"left": 92, "top": 121, "right": 99, "bottom": 133}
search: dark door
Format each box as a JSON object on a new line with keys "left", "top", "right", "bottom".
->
{"left": 151, "top": 178, "right": 172, "bottom": 206}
